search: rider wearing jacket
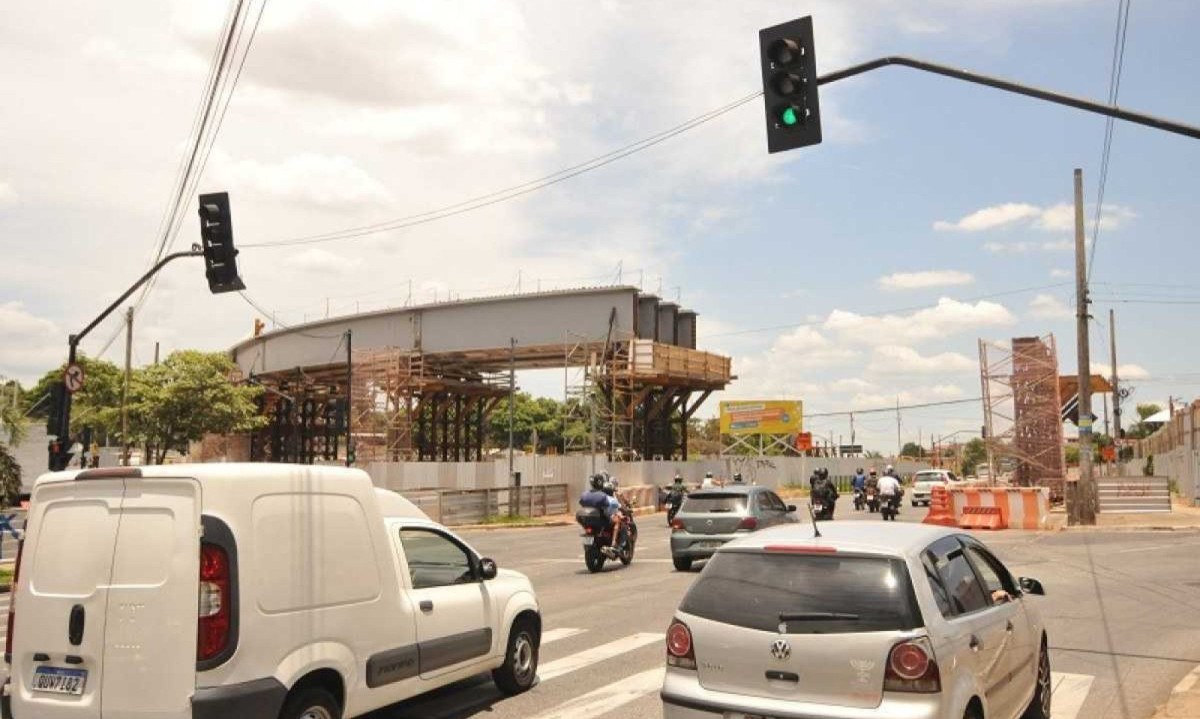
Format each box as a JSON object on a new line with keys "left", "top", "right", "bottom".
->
{"left": 852, "top": 468, "right": 867, "bottom": 492}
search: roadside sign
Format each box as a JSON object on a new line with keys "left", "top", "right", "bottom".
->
{"left": 839, "top": 444, "right": 864, "bottom": 455}
{"left": 64, "top": 363, "right": 86, "bottom": 394}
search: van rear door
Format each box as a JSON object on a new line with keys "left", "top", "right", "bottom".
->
{"left": 100, "top": 477, "right": 200, "bottom": 718}
{"left": 11, "top": 475, "right": 200, "bottom": 719}
{"left": 11, "top": 479, "right": 124, "bottom": 719}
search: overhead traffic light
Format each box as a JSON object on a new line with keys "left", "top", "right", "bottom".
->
{"left": 759, "top": 16, "right": 822, "bottom": 153}
{"left": 198, "top": 191, "right": 246, "bottom": 294}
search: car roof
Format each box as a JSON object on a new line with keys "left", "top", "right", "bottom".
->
{"left": 718, "top": 520, "right": 962, "bottom": 558}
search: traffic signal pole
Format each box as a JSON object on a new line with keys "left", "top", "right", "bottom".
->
{"left": 52, "top": 249, "right": 203, "bottom": 469}
{"left": 813, "top": 56, "right": 1200, "bottom": 140}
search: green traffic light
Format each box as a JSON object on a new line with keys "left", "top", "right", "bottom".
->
{"left": 780, "top": 107, "right": 799, "bottom": 126}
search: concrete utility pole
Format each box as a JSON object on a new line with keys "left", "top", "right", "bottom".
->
{"left": 895, "top": 396, "right": 901, "bottom": 457}
{"left": 849, "top": 412, "right": 856, "bottom": 446}
{"left": 508, "top": 338, "right": 516, "bottom": 515}
{"left": 1071, "top": 169, "right": 1098, "bottom": 525}
{"left": 121, "top": 306, "right": 134, "bottom": 467}
{"left": 345, "top": 329, "right": 353, "bottom": 468}
{"left": 1110, "top": 309, "right": 1122, "bottom": 476}
{"left": 153, "top": 341, "right": 160, "bottom": 365}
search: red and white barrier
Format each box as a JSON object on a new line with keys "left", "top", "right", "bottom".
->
{"left": 946, "top": 486, "right": 1050, "bottom": 530}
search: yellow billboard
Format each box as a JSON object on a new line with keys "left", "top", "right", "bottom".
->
{"left": 719, "top": 400, "right": 803, "bottom": 435}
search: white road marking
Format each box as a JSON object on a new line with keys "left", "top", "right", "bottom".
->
{"left": 1113, "top": 544, "right": 1174, "bottom": 554}
{"left": 541, "top": 628, "right": 586, "bottom": 645}
{"left": 538, "top": 633, "right": 664, "bottom": 682}
{"left": 526, "top": 667, "right": 665, "bottom": 719}
{"left": 1051, "top": 671, "right": 1095, "bottom": 719}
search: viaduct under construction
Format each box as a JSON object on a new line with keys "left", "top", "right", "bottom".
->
{"left": 230, "top": 287, "right": 733, "bottom": 465}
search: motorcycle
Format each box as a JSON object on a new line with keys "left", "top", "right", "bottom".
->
{"left": 664, "top": 488, "right": 687, "bottom": 526}
{"left": 865, "top": 486, "right": 880, "bottom": 513}
{"left": 852, "top": 488, "right": 866, "bottom": 511}
{"left": 880, "top": 490, "right": 904, "bottom": 521}
{"left": 575, "top": 500, "right": 639, "bottom": 573}
{"left": 811, "top": 495, "right": 836, "bottom": 521}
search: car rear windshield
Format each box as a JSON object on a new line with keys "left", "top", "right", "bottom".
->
{"left": 679, "top": 551, "right": 920, "bottom": 634}
{"left": 914, "top": 472, "right": 945, "bottom": 482}
{"left": 682, "top": 493, "right": 747, "bottom": 513}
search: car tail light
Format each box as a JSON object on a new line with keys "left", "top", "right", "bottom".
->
{"left": 884, "top": 637, "right": 940, "bottom": 693}
{"left": 5, "top": 540, "right": 23, "bottom": 663}
{"left": 584, "top": 525, "right": 593, "bottom": 535}
{"left": 197, "top": 543, "right": 231, "bottom": 662}
{"left": 670, "top": 518, "right": 685, "bottom": 532}
{"left": 736, "top": 516, "right": 758, "bottom": 531}
{"left": 666, "top": 620, "right": 696, "bottom": 670}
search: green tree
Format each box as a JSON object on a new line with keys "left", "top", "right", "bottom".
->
{"left": 687, "top": 418, "right": 721, "bottom": 457}
{"left": 1125, "top": 403, "right": 1164, "bottom": 440}
{"left": 1, "top": 387, "right": 25, "bottom": 505}
{"left": 487, "top": 393, "right": 567, "bottom": 453}
{"left": 126, "top": 351, "right": 265, "bottom": 464}
{"left": 960, "top": 438, "right": 987, "bottom": 476}
{"left": 901, "top": 442, "right": 926, "bottom": 458}
{"left": 24, "top": 355, "right": 124, "bottom": 442}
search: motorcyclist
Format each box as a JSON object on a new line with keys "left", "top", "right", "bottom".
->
{"left": 852, "top": 468, "right": 867, "bottom": 492}
{"left": 878, "top": 470, "right": 903, "bottom": 510}
{"left": 580, "top": 473, "right": 610, "bottom": 510}
{"left": 701, "top": 471, "right": 715, "bottom": 488}
{"left": 603, "top": 478, "right": 628, "bottom": 554}
{"left": 666, "top": 473, "right": 688, "bottom": 522}
{"left": 732, "top": 472, "right": 745, "bottom": 484}
{"left": 865, "top": 467, "right": 879, "bottom": 491}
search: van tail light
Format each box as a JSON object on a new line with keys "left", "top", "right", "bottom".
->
{"left": 5, "top": 540, "right": 23, "bottom": 663}
{"left": 884, "top": 637, "right": 941, "bottom": 693}
{"left": 197, "top": 543, "right": 231, "bottom": 662}
{"left": 736, "top": 516, "right": 758, "bottom": 531}
{"left": 666, "top": 620, "right": 696, "bottom": 670}
{"left": 670, "top": 519, "right": 685, "bottom": 532}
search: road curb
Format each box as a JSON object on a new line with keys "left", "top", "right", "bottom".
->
{"left": 454, "top": 520, "right": 572, "bottom": 531}
{"left": 1057, "top": 525, "right": 1200, "bottom": 533}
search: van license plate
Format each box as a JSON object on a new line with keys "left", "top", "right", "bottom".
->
{"left": 32, "top": 666, "right": 87, "bottom": 695}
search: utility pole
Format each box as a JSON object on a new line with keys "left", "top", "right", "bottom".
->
{"left": 345, "top": 329, "right": 353, "bottom": 467}
{"left": 508, "top": 338, "right": 516, "bottom": 515}
{"left": 1071, "top": 168, "right": 1098, "bottom": 525}
{"left": 895, "top": 396, "right": 901, "bottom": 457}
{"left": 153, "top": 341, "right": 160, "bottom": 365}
{"left": 1109, "top": 309, "right": 1122, "bottom": 476}
{"left": 121, "top": 307, "right": 134, "bottom": 466}
{"left": 849, "top": 412, "right": 855, "bottom": 446}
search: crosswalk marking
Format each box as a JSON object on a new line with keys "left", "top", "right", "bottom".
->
{"left": 538, "top": 632, "right": 663, "bottom": 682}
{"left": 526, "top": 667, "right": 664, "bottom": 719}
{"left": 541, "top": 627, "right": 586, "bottom": 645}
{"left": 1051, "top": 671, "right": 1094, "bottom": 719}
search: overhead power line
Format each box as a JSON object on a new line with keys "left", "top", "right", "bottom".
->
{"left": 806, "top": 397, "right": 982, "bottom": 418}
{"left": 243, "top": 90, "right": 764, "bottom": 249}
{"left": 1087, "top": 0, "right": 1133, "bottom": 281}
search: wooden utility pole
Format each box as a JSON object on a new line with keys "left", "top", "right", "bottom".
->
{"left": 1071, "top": 169, "right": 1097, "bottom": 525}
{"left": 1109, "top": 309, "right": 1122, "bottom": 475}
{"left": 121, "top": 306, "right": 134, "bottom": 467}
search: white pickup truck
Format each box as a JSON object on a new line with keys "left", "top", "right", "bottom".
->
{"left": 4, "top": 464, "right": 541, "bottom": 719}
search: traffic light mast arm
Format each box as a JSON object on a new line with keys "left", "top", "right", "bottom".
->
{"left": 67, "top": 249, "right": 204, "bottom": 363}
{"left": 817, "top": 56, "right": 1200, "bottom": 141}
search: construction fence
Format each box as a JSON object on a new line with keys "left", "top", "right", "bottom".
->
{"left": 1133, "top": 403, "right": 1200, "bottom": 506}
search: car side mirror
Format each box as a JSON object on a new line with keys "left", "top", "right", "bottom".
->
{"left": 1018, "top": 576, "right": 1045, "bottom": 595}
{"left": 480, "top": 557, "right": 498, "bottom": 581}
{"left": 786, "top": 504, "right": 797, "bottom": 512}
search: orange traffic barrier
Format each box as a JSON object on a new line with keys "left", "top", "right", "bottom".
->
{"left": 958, "top": 506, "right": 1004, "bottom": 530}
{"left": 946, "top": 486, "right": 1050, "bottom": 530}
{"left": 923, "top": 485, "right": 958, "bottom": 527}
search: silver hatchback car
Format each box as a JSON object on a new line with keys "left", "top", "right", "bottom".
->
{"left": 669, "top": 486, "right": 798, "bottom": 572}
{"left": 661, "top": 522, "right": 1050, "bottom": 719}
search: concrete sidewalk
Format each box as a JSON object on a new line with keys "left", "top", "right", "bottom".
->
{"left": 1154, "top": 664, "right": 1200, "bottom": 718}
{"left": 1050, "top": 498, "right": 1200, "bottom": 531}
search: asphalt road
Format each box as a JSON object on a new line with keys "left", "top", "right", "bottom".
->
{"left": 372, "top": 504, "right": 1200, "bottom": 719}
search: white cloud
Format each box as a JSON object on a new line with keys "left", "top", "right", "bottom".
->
{"left": 938, "top": 201, "right": 1136, "bottom": 235}
{"left": 984, "top": 241, "right": 1034, "bottom": 254}
{"left": 824, "top": 297, "right": 1016, "bottom": 346}
{"left": 284, "top": 248, "right": 363, "bottom": 274}
{"left": 1090, "top": 362, "right": 1150, "bottom": 380}
{"left": 211, "top": 152, "right": 392, "bottom": 207}
{"left": 1028, "top": 293, "right": 1073, "bottom": 320}
{"left": 934, "top": 202, "right": 1040, "bottom": 232}
{"left": 0, "top": 302, "right": 63, "bottom": 379}
{"left": 1050, "top": 268, "right": 1071, "bottom": 279}
{"left": 849, "top": 384, "right": 966, "bottom": 410}
{"left": 0, "top": 181, "right": 16, "bottom": 205}
{"left": 867, "top": 345, "right": 975, "bottom": 375}
{"left": 878, "top": 270, "right": 974, "bottom": 291}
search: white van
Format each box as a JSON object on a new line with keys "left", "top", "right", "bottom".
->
{"left": 2, "top": 464, "right": 542, "bottom": 719}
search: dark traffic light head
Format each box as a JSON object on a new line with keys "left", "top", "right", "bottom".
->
{"left": 759, "top": 16, "right": 822, "bottom": 153}
{"left": 198, "top": 191, "right": 246, "bottom": 294}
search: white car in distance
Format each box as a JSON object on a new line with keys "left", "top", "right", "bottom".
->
{"left": 661, "top": 522, "right": 1050, "bottom": 719}
{"left": 911, "top": 469, "right": 964, "bottom": 507}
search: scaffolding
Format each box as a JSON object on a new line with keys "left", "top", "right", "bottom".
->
{"left": 978, "top": 335, "right": 1066, "bottom": 488}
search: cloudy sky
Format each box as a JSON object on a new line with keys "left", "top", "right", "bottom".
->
{"left": 3, "top": 0, "right": 1199, "bottom": 453}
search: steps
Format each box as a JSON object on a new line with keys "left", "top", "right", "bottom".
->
{"left": 1097, "top": 478, "right": 1172, "bottom": 513}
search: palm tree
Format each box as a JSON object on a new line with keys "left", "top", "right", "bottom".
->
{"left": 0, "top": 399, "right": 25, "bottom": 506}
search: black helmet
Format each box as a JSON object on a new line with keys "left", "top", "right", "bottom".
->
{"left": 857, "top": 467, "right": 864, "bottom": 474}
{"left": 590, "top": 474, "right": 607, "bottom": 490}
{"left": 602, "top": 480, "right": 615, "bottom": 496}
{"left": 673, "top": 472, "right": 683, "bottom": 482}
{"left": 817, "top": 467, "right": 829, "bottom": 479}
{"left": 733, "top": 472, "right": 743, "bottom": 482}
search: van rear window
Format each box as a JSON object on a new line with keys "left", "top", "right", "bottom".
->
{"left": 680, "top": 552, "right": 920, "bottom": 634}
{"left": 682, "top": 494, "right": 747, "bottom": 513}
